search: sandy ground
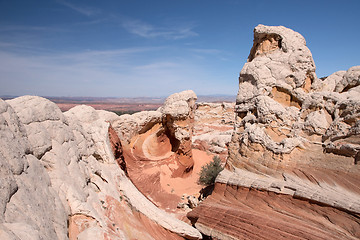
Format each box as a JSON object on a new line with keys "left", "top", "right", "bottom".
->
{"left": 124, "top": 145, "right": 215, "bottom": 214}
{"left": 159, "top": 149, "right": 214, "bottom": 197}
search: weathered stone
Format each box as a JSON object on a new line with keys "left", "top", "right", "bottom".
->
{"left": 112, "top": 110, "right": 162, "bottom": 143}
{"left": 229, "top": 24, "right": 360, "bottom": 168}
{"left": 1, "top": 96, "right": 201, "bottom": 240}
{"left": 192, "top": 102, "right": 234, "bottom": 158}
{"left": 158, "top": 90, "right": 197, "bottom": 176}
{"left": 335, "top": 66, "right": 360, "bottom": 93}
{"left": 189, "top": 24, "right": 360, "bottom": 240}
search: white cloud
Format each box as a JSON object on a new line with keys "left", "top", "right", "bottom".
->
{"left": 133, "top": 62, "right": 180, "bottom": 70}
{"left": 0, "top": 47, "right": 217, "bottom": 97}
{"left": 57, "top": 1, "right": 100, "bottom": 16}
{"left": 122, "top": 19, "right": 198, "bottom": 40}
{"left": 190, "top": 48, "right": 222, "bottom": 54}
{"left": 0, "top": 41, "right": 18, "bottom": 48}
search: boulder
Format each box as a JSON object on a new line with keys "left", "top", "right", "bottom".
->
{"left": 112, "top": 90, "right": 197, "bottom": 175}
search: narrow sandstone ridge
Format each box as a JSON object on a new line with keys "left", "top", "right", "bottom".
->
{"left": 189, "top": 24, "right": 360, "bottom": 239}
{"left": 108, "top": 125, "right": 127, "bottom": 174}
{"left": 0, "top": 96, "right": 201, "bottom": 240}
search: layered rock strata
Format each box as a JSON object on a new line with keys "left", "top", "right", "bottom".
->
{"left": 189, "top": 24, "right": 360, "bottom": 239}
{"left": 0, "top": 96, "right": 201, "bottom": 240}
{"left": 188, "top": 182, "right": 360, "bottom": 240}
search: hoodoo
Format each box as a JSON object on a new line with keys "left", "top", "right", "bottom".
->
{"left": 188, "top": 24, "right": 360, "bottom": 240}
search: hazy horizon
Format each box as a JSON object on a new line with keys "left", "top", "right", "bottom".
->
{"left": 1, "top": 0, "right": 359, "bottom": 97}
{"left": 0, "top": 93, "right": 237, "bottom": 99}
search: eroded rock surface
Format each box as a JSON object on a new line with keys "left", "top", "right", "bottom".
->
{"left": 192, "top": 102, "right": 235, "bottom": 159}
{"left": 112, "top": 90, "right": 197, "bottom": 176}
{"left": 0, "top": 96, "right": 201, "bottom": 240}
{"left": 188, "top": 182, "right": 360, "bottom": 240}
{"left": 110, "top": 90, "right": 213, "bottom": 215}
{"left": 158, "top": 90, "right": 198, "bottom": 176}
{"left": 189, "top": 24, "right": 360, "bottom": 239}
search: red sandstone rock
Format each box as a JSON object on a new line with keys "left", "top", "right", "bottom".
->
{"left": 188, "top": 183, "right": 360, "bottom": 240}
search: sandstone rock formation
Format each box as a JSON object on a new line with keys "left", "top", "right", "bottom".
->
{"left": 2, "top": 24, "right": 359, "bottom": 240}
{"left": 0, "top": 96, "right": 201, "bottom": 240}
{"left": 158, "top": 90, "right": 198, "bottom": 176}
{"left": 112, "top": 90, "right": 197, "bottom": 176}
{"left": 192, "top": 102, "right": 234, "bottom": 159}
{"left": 109, "top": 90, "right": 212, "bottom": 214}
{"left": 188, "top": 24, "right": 360, "bottom": 239}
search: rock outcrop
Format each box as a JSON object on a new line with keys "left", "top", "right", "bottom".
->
{"left": 0, "top": 96, "right": 201, "bottom": 240}
{"left": 2, "top": 24, "right": 359, "bottom": 240}
{"left": 109, "top": 90, "right": 213, "bottom": 214}
{"left": 158, "top": 90, "right": 198, "bottom": 176}
{"left": 192, "top": 102, "right": 234, "bottom": 158}
{"left": 112, "top": 90, "right": 197, "bottom": 176}
{"left": 188, "top": 24, "right": 360, "bottom": 239}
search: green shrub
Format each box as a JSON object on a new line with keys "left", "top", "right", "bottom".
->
{"left": 111, "top": 110, "right": 139, "bottom": 116}
{"left": 198, "top": 156, "right": 223, "bottom": 185}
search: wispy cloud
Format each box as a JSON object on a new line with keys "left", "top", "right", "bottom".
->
{"left": 57, "top": 0, "right": 100, "bottom": 16}
{"left": 0, "top": 41, "right": 18, "bottom": 48}
{"left": 188, "top": 48, "right": 230, "bottom": 61}
{"left": 133, "top": 62, "right": 180, "bottom": 70}
{"left": 0, "top": 25, "right": 66, "bottom": 33}
{"left": 122, "top": 18, "right": 198, "bottom": 40}
{"left": 0, "top": 44, "right": 235, "bottom": 97}
{"left": 74, "top": 18, "right": 110, "bottom": 26}
{"left": 190, "top": 48, "right": 223, "bottom": 54}
{"left": 0, "top": 46, "right": 184, "bottom": 96}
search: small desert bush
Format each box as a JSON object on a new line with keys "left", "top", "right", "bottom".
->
{"left": 112, "top": 110, "right": 139, "bottom": 116}
{"left": 198, "top": 156, "right": 223, "bottom": 185}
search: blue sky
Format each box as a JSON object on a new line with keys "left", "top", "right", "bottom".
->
{"left": 0, "top": 0, "right": 359, "bottom": 97}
